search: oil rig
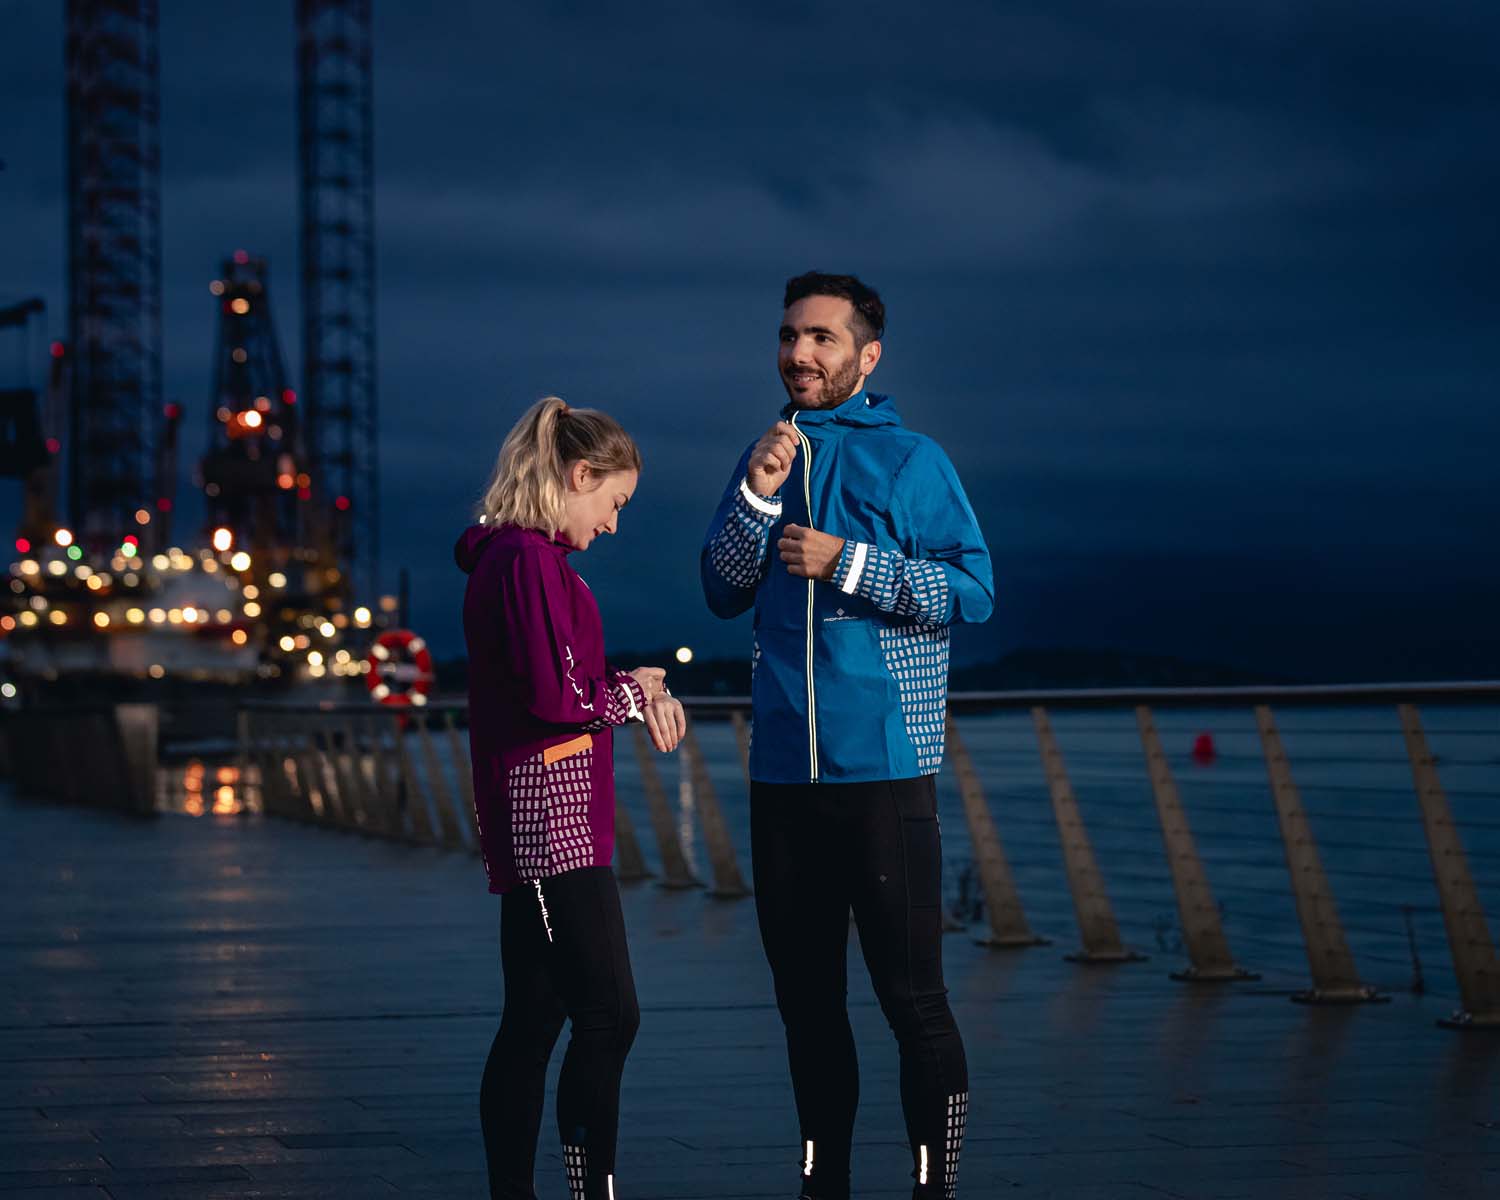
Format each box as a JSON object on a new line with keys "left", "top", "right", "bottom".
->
{"left": 1, "top": 0, "right": 383, "bottom": 703}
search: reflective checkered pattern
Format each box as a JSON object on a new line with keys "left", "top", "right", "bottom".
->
{"left": 507, "top": 745, "right": 596, "bottom": 879}
{"left": 836, "top": 541, "right": 952, "bottom": 622}
{"left": 944, "top": 1091, "right": 968, "bottom": 1198}
{"left": 563, "top": 1143, "right": 587, "bottom": 1199}
{"left": 707, "top": 485, "right": 780, "bottom": 588}
{"left": 582, "top": 673, "right": 645, "bottom": 732}
{"left": 878, "top": 622, "right": 950, "bottom": 773}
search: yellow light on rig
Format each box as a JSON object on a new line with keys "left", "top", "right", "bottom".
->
{"left": 268, "top": 571, "right": 286, "bottom": 588}
{"left": 231, "top": 629, "right": 248, "bottom": 646}
{"left": 167, "top": 609, "right": 183, "bottom": 625}
{"left": 126, "top": 607, "right": 145, "bottom": 624}
{"left": 675, "top": 646, "right": 694, "bottom": 664}
{"left": 53, "top": 528, "right": 73, "bottom": 547}
{"left": 202, "top": 558, "right": 217, "bottom": 573}
{"left": 47, "top": 560, "right": 66, "bottom": 576}
{"left": 353, "top": 606, "right": 372, "bottom": 627}
{"left": 242, "top": 410, "right": 263, "bottom": 429}
{"left": 0, "top": 682, "right": 15, "bottom": 698}
{"left": 212, "top": 527, "right": 233, "bottom": 552}
{"left": 318, "top": 620, "right": 335, "bottom": 638}
{"left": 29, "top": 596, "right": 46, "bottom": 611}
{"left": 229, "top": 551, "right": 251, "bottom": 572}
{"left": 148, "top": 608, "right": 166, "bottom": 624}
{"left": 86, "top": 576, "right": 102, "bottom": 591}
{"left": 49, "top": 610, "right": 67, "bottom": 626}
{"left": 243, "top": 601, "right": 262, "bottom": 618}
{"left": 19, "top": 559, "right": 38, "bottom": 574}
{"left": 242, "top": 584, "right": 259, "bottom": 599}
{"left": 19, "top": 611, "right": 38, "bottom": 627}
{"left": 151, "top": 554, "right": 169, "bottom": 570}
{"left": 93, "top": 612, "right": 110, "bottom": 628}
{"left": 182, "top": 606, "right": 199, "bottom": 623}
{"left": 216, "top": 609, "right": 231, "bottom": 623}
{"left": 278, "top": 635, "right": 295, "bottom": 652}
{"left": 334, "top": 649, "right": 351, "bottom": 664}
{"left": 134, "top": 508, "right": 151, "bottom": 525}
{"left": 209, "top": 279, "right": 225, "bottom": 296}
{"left": 148, "top": 663, "right": 165, "bottom": 679}
{"left": 307, "top": 650, "right": 324, "bottom": 667}
{"left": 73, "top": 564, "right": 92, "bottom": 579}
{"left": 230, "top": 298, "right": 250, "bottom": 315}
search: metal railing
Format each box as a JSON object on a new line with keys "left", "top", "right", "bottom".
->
{"left": 230, "top": 683, "right": 1500, "bottom": 1028}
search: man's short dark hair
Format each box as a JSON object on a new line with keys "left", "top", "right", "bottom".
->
{"left": 783, "top": 271, "right": 885, "bottom": 348}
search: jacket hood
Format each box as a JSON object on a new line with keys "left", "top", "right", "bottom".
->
{"left": 780, "top": 389, "right": 903, "bottom": 429}
{"left": 454, "top": 522, "right": 504, "bottom": 574}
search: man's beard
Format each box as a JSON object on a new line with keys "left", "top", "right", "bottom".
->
{"left": 782, "top": 356, "right": 863, "bottom": 409}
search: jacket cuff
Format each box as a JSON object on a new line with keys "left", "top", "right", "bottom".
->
{"left": 834, "top": 539, "right": 870, "bottom": 595}
{"left": 612, "top": 670, "right": 647, "bottom": 722}
{"left": 738, "top": 478, "right": 783, "bottom": 519}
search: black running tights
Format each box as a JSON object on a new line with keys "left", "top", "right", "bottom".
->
{"left": 480, "top": 865, "right": 638, "bottom": 1200}
{"left": 751, "top": 775, "right": 969, "bottom": 1200}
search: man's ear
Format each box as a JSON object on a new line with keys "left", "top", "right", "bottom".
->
{"left": 860, "top": 339, "right": 882, "bottom": 379}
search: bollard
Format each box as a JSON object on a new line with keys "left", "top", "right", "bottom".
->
{"left": 1256, "top": 705, "right": 1385, "bottom": 1004}
{"left": 1136, "top": 706, "right": 1256, "bottom": 983}
{"left": 682, "top": 724, "right": 751, "bottom": 898}
{"left": 631, "top": 723, "right": 701, "bottom": 889}
{"left": 1032, "top": 707, "right": 1145, "bottom": 964}
{"left": 415, "top": 711, "right": 466, "bottom": 848}
{"left": 730, "top": 709, "right": 752, "bottom": 789}
{"left": 1399, "top": 704, "right": 1500, "bottom": 1029}
{"left": 945, "top": 714, "right": 1047, "bottom": 948}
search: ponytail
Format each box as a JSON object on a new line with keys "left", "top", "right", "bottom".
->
{"left": 476, "top": 396, "right": 641, "bottom": 534}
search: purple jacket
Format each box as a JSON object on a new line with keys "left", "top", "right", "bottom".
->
{"left": 455, "top": 522, "right": 645, "bottom": 893}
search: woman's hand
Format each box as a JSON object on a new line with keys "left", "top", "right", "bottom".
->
{"left": 629, "top": 667, "right": 667, "bottom": 703}
{"left": 644, "top": 693, "right": 686, "bottom": 753}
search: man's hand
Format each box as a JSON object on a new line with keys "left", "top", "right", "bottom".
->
{"left": 778, "top": 524, "right": 845, "bottom": 581}
{"left": 644, "top": 693, "right": 686, "bottom": 753}
{"left": 628, "top": 667, "right": 666, "bottom": 703}
{"left": 746, "top": 421, "right": 799, "bottom": 497}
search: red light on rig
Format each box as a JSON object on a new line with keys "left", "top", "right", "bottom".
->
{"left": 297, "top": 487, "right": 312, "bottom": 501}
{"left": 156, "top": 497, "right": 173, "bottom": 513}
{"left": 15, "top": 537, "right": 31, "bottom": 553}
{"left": 281, "top": 389, "right": 296, "bottom": 405}
{"left": 334, "top": 495, "right": 351, "bottom": 512}
{"left": 45, "top": 438, "right": 60, "bottom": 454}
{"left": 123, "top": 534, "right": 139, "bottom": 547}
{"left": 163, "top": 403, "right": 181, "bottom": 420}
{"left": 233, "top": 249, "right": 249, "bottom": 264}
{"left": 50, "top": 342, "right": 65, "bottom": 359}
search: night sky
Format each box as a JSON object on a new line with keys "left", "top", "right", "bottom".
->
{"left": 3, "top": 2, "right": 1497, "bottom": 681}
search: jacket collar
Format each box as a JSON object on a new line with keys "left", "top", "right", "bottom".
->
{"left": 780, "top": 389, "right": 902, "bottom": 429}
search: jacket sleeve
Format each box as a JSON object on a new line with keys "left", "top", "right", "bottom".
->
{"left": 829, "top": 439, "right": 994, "bottom": 626}
{"left": 500, "top": 550, "right": 647, "bottom": 727}
{"left": 700, "top": 442, "right": 782, "bottom": 619}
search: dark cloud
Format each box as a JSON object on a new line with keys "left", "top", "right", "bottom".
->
{"left": 2, "top": 0, "right": 1496, "bottom": 677}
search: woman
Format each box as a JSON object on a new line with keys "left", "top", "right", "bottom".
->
{"left": 456, "top": 396, "right": 685, "bottom": 1200}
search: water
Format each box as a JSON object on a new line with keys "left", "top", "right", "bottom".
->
{"left": 165, "top": 702, "right": 1500, "bottom": 997}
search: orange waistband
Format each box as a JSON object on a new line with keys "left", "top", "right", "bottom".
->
{"left": 542, "top": 733, "right": 593, "bottom": 766}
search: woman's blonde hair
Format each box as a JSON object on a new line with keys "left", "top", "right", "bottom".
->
{"left": 476, "top": 396, "right": 642, "bottom": 533}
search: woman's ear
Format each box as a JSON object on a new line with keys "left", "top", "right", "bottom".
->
{"left": 567, "top": 460, "right": 593, "bottom": 492}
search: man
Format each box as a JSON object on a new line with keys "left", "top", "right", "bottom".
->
{"left": 700, "top": 272, "right": 994, "bottom": 1200}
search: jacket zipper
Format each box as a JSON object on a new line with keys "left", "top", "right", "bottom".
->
{"left": 789, "top": 413, "right": 819, "bottom": 781}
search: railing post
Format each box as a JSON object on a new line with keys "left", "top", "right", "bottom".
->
{"left": 393, "top": 715, "right": 437, "bottom": 844}
{"left": 443, "top": 710, "right": 481, "bottom": 848}
{"left": 414, "top": 710, "right": 466, "bottom": 848}
{"left": 682, "top": 724, "right": 750, "bottom": 899}
{"left": 1399, "top": 703, "right": 1500, "bottom": 1029}
{"left": 945, "top": 713, "right": 1046, "bottom": 948}
{"left": 1136, "top": 706, "right": 1256, "bottom": 983}
{"left": 631, "top": 723, "right": 701, "bottom": 889}
{"left": 1032, "top": 707, "right": 1145, "bottom": 964}
{"left": 730, "top": 709, "right": 752, "bottom": 790}
{"left": 1256, "top": 705, "right": 1385, "bottom": 1005}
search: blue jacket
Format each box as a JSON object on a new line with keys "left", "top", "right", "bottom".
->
{"left": 701, "top": 390, "right": 994, "bottom": 784}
